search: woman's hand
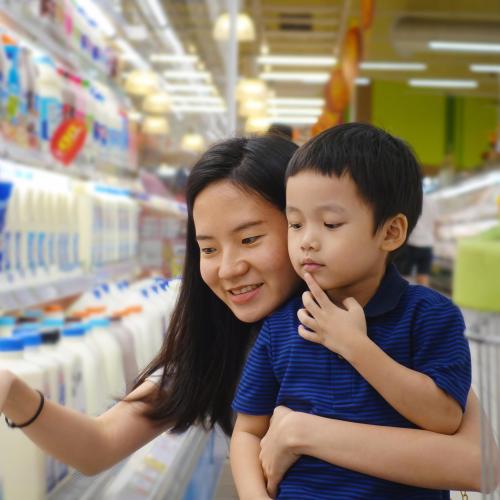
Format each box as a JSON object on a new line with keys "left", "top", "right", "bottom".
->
{"left": 260, "top": 406, "right": 300, "bottom": 498}
{"left": 297, "top": 272, "right": 367, "bottom": 359}
{"left": 0, "top": 369, "right": 15, "bottom": 411}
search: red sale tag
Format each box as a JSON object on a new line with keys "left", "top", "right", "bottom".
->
{"left": 50, "top": 117, "right": 87, "bottom": 166}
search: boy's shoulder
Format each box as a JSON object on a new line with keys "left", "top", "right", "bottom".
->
{"left": 402, "top": 283, "right": 463, "bottom": 322}
{"left": 264, "top": 294, "right": 302, "bottom": 327}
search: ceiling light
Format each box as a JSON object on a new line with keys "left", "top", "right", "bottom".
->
{"left": 164, "top": 83, "right": 216, "bottom": 94}
{"left": 127, "top": 111, "right": 142, "bottom": 122}
{"left": 355, "top": 77, "right": 371, "bottom": 85}
{"left": 145, "top": 0, "right": 168, "bottom": 28}
{"left": 360, "top": 62, "right": 426, "bottom": 71}
{"left": 124, "top": 70, "right": 159, "bottom": 95}
{"left": 181, "top": 133, "right": 206, "bottom": 153}
{"left": 408, "top": 79, "right": 478, "bottom": 89}
{"left": 79, "top": 0, "right": 116, "bottom": 37}
{"left": 260, "top": 43, "right": 270, "bottom": 55}
{"left": 429, "top": 41, "right": 500, "bottom": 53}
{"left": 115, "top": 39, "right": 146, "bottom": 68}
{"left": 239, "top": 99, "right": 267, "bottom": 117}
{"left": 150, "top": 54, "right": 198, "bottom": 63}
{"left": 269, "top": 108, "right": 322, "bottom": 116}
{"left": 268, "top": 98, "right": 325, "bottom": 106}
{"left": 245, "top": 116, "right": 270, "bottom": 134}
{"left": 142, "top": 93, "right": 171, "bottom": 114}
{"left": 170, "top": 96, "right": 224, "bottom": 104}
{"left": 171, "top": 105, "right": 226, "bottom": 114}
{"left": 142, "top": 116, "right": 170, "bottom": 135}
{"left": 270, "top": 116, "right": 317, "bottom": 124}
{"left": 260, "top": 72, "right": 329, "bottom": 83}
{"left": 213, "top": 12, "right": 256, "bottom": 42}
{"left": 236, "top": 79, "right": 268, "bottom": 100}
{"left": 163, "top": 70, "right": 211, "bottom": 81}
{"left": 470, "top": 64, "right": 500, "bottom": 73}
{"left": 257, "top": 55, "right": 337, "bottom": 67}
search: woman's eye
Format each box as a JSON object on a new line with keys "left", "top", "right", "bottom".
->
{"left": 324, "top": 223, "right": 342, "bottom": 229}
{"left": 242, "top": 235, "right": 261, "bottom": 245}
{"left": 200, "top": 247, "right": 216, "bottom": 255}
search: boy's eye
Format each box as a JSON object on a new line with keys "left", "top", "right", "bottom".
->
{"left": 288, "top": 223, "right": 302, "bottom": 230}
{"left": 200, "top": 247, "right": 216, "bottom": 255}
{"left": 324, "top": 223, "right": 342, "bottom": 229}
{"left": 242, "top": 235, "right": 262, "bottom": 245}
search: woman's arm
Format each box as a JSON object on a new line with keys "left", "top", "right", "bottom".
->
{"left": 261, "top": 390, "right": 493, "bottom": 497}
{"left": 1, "top": 370, "right": 167, "bottom": 475}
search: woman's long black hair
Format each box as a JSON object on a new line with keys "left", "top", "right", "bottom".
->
{"left": 133, "top": 135, "right": 298, "bottom": 435}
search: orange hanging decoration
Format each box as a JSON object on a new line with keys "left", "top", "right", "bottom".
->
{"left": 340, "top": 26, "right": 363, "bottom": 89}
{"left": 325, "top": 67, "right": 350, "bottom": 114}
{"left": 361, "top": 0, "right": 375, "bottom": 31}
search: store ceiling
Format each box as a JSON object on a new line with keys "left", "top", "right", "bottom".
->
{"left": 152, "top": 0, "right": 500, "bottom": 99}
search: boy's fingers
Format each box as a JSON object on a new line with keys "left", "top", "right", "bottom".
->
{"left": 298, "top": 324, "right": 319, "bottom": 343}
{"left": 297, "top": 308, "right": 316, "bottom": 330}
{"left": 343, "top": 297, "right": 362, "bottom": 312}
{"left": 301, "top": 292, "right": 320, "bottom": 315}
{"left": 303, "top": 273, "right": 330, "bottom": 308}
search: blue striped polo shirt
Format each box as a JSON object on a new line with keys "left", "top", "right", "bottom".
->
{"left": 233, "top": 264, "right": 471, "bottom": 499}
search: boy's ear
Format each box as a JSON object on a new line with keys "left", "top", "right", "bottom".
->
{"left": 380, "top": 214, "right": 408, "bottom": 252}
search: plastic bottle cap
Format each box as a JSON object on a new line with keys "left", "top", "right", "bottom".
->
{"left": 13, "top": 324, "right": 39, "bottom": 335}
{"left": 0, "top": 316, "right": 15, "bottom": 326}
{"left": 86, "top": 306, "right": 106, "bottom": 315}
{"left": 91, "top": 318, "right": 110, "bottom": 328}
{"left": 44, "top": 304, "right": 63, "bottom": 312}
{"left": 19, "top": 333, "right": 42, "bottom": 347}
{"left": 62, "top": 325, "right": 86, "bottom": 337}
{"left": 0, "top": 338, "right": 23, "bottom": 351}
{"left": 43, "top": 318, "right": 64, "bottom": 328}
{"left": 41, "top": 330, "right": 60, "bottom": 344}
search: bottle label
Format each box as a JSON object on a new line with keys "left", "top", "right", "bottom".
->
{"left": 72, "top": 363, "right": 86, "bottom": 414}
{"left": 38, "top": 232, "right": 46, "bottom": 269}
{"left": 28, "top": 231, "right": 37, "bottom": 273}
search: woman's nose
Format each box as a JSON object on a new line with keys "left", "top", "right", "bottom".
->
{"left": 218, "top": 253, "right": 249, "bottom": 280}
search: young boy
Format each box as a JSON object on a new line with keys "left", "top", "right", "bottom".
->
{"left": 230, "top": 123, "right": 471, "bottom": 499}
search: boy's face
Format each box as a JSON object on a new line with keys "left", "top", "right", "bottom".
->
{"left": 286, "top": 170, "right": 389, "bottom": 302}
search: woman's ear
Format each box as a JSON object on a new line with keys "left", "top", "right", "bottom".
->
{"left": 380, "top": 214, "right": 408, "bottom": 252}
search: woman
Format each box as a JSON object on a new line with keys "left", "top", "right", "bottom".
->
{"left": 0, "top": 136, "right": 487, "bottom": 494}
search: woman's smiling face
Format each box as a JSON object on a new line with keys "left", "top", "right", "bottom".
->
{"left": 193, "top": 180, "right": 300, "bottom": 323}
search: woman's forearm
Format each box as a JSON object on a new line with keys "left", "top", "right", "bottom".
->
{"left": 3, "top": 375, "right": 166, "bottom": 475}
{"left": 287, "top": 391, "right": 484, "bottom": 491}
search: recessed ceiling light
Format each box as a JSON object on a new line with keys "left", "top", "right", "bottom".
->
{"left": 408, "top": 78, "right": 478, "bottom": 89}
{"left": 360, "top": 62, "right": 426, "bottom": 71}
{"left": 260, "top": 71, "right": 329, "bottom": 83}
{"left": 470, "top": 64, "right": 500, "bottom": 73}
{"left": 150, "top": 54, "right": 198, "bottom": 63}
{"left": 429, "top": 41, "right": 500, "bottom": 53}
{"left": 257, "top": 55, "right": 337, "bottom": 66}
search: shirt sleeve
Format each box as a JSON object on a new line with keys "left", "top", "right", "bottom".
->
{"left": 412, "top": 299, "right": 471, "bottom": 412}
{"left": 232, "top": 320, "right": 278, "bottom": 416}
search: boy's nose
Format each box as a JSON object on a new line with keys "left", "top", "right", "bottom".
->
{"left": 300, "top": 235, "right": 320, "bottom": 251}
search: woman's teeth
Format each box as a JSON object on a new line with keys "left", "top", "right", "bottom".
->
{"left": 231, "top": 284, "right": 260, "bottom": 295}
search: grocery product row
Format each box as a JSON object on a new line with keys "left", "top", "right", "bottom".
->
{"left": 0, "top": 276, "right": 180, "bottom": 500}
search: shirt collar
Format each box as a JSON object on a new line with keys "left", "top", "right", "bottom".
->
{"left": 363, "top": 264, "right": 409, "bottom": 318}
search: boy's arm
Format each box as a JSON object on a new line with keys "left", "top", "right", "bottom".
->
{"left": 299, "top": 273, "right": 465, "bottom": 434}
{"left": 345, "top": 337, "right": 462, "bottom": 433}
{"left": 230, "top": 413, "right": 272, "bottom": 500}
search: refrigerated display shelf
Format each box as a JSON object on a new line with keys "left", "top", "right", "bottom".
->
{"left": 0, "top": 259, "right": 139, "bottom": 312}
{"left": 47, "top": 426, "right": 225, "bottom": 500}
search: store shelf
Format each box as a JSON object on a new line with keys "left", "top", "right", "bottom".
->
{"left": 48, "top": 426, "right": 226, "bottom": 500}
{"left": 0, "top": 259, "right": 139, "bottom": 312}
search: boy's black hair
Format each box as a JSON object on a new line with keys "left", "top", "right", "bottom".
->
{"left": 286, "top": 122, "right": 423, "bottom": 239}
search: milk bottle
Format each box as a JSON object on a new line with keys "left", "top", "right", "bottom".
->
{"left": 0, "top": 317, "right": 14, "bottom": 337}
{"left": 108, "top": 315, "right": 138, "bottom": 391}
{"left": 88, "top": 318, "right": 125, "bottom": 404}
{"left": 60, "top": 324, "right": 104, "bottom": 416}
{"left": 17, "top": 332, "right": 60, "bottom": 492}
{"left": 0, "top": 337, "right": 46, "bottom": 500}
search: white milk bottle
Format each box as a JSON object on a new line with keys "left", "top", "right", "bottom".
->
{"left": 120, "top": 304, "right": 150, "bottom": 371}
{"left": 88, "top": 318, "right": 125, "bottom": 405}
{"left": 0, "top": 337, "right": 46, "bottom": 500}
{"left": 41, "top": 329, "right": 86, "bottom": 415}
{"left": 108, "top": 315, "right": 138, "bottom": 392}
{"left": 17, "top": 332, "right": 60, "bottom": 492}
{"left": 60, "top": 324, "right": 104, "bottom": 416}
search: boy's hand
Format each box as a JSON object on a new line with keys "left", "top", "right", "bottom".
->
{"left": 260, "top": 406, "right": 298, "bottom": 498}
{"left": 297, "top": 273, "right": 367, "bottom": 359}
